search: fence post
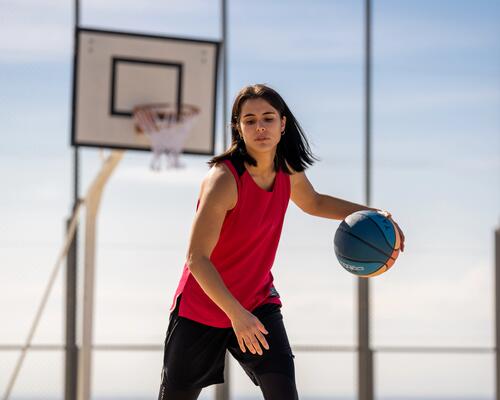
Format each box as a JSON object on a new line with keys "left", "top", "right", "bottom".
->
{"left": 65, "top": 215, "right": 78, "bottom": 400}
{"left": 495, "top": 226, "right": 499, "bottom": 400}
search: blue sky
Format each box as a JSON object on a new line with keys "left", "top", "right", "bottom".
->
{"left": 1, "top": 0, "right": 499, "bottom": 398}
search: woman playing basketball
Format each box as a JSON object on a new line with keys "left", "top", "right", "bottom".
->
{"left": 158, "top": 84, "right": 405, "bottom": 400}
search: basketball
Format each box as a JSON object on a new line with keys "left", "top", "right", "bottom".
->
{"left": 334, "top": 210, "right": 401, "bottom": 277}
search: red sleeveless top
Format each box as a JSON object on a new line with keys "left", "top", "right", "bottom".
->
{"left": 169, "top": 158, "right": 291, "bottom": 328}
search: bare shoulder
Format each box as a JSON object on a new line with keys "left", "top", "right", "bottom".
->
{"left": 289, "top": 170, "right": 310, "bottom": 192}
{"left": 284, "top": 160, "right": 317, "bottom": 214}
{"left": 199, "top": 161, "right": 238, "bottom": 211}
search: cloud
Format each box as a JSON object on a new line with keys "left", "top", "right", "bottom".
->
{"left": 374, "top": 86, "right": 500, "bottom": 113}
{"left": 2, "top": 1, "right": 497, "bottom": 65}
{"left": 231, "top": 2, "right": 498, "bottom": 65}
{"left": 293, "top": 84, "right": 500, "bottom": 117}
{"left": 82, "top": 0, "right": 213, "bottom": 13}
{"left": 0, "top": 0, "right": 218, "bottom": 64}
{"left": 372, "top": 260, "right": 493, "bottom": 346}
{"left": 373, "top": 13, "right": 498, "bottom": 56}
{"left": 113, "top": 163, "right": 207, "bottom": 186}
{"left": 0, "top": 13, "right": 71, "bottom": 63}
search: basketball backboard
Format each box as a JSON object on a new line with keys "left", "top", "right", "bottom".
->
{"left": 71, "top": 28, "right": 219, "bottom": 155}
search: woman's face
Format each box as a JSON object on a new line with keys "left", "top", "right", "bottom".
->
{"left": 238, "top": 98, "right": 286, "bottom": 158}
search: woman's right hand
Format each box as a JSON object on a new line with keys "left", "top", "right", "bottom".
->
{"left": 230, "top": 307, "right": 269, "bottom": 356}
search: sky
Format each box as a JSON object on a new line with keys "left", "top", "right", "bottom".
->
{"left": 0, "top": 0, "right": 499, "bottom": 399}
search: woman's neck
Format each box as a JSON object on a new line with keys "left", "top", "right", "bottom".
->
{"left": 244, "top": 150, "right": 276, "bottom": 176}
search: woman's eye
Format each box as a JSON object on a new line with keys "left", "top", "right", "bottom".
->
{"left": 243, "top": 118, "right": 273, "bottom": 125}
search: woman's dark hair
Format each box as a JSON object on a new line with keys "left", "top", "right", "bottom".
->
{"left": 208, "top": 84, "right": 318, "bottom": 174}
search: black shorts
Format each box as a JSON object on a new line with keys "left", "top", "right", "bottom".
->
{"left": 159, "top": 295, "right": 296, "bottom": 390}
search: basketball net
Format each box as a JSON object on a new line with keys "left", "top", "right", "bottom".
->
{"left": 133, "top": 104, "right": 200, "bottom": 171}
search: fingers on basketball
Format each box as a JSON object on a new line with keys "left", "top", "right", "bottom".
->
{"left": 398, "top": 226, "right": 405, "bottom": 251}
{"left": 392, "top": 220, "right": 405, "bottom": 251}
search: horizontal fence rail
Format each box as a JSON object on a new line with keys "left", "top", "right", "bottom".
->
{"left": 1, "top": 344, "right": 494, "bottom": 354}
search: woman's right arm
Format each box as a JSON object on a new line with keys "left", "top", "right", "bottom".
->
{"left": 186, "top": 163, "right": 269, "bottom": 355}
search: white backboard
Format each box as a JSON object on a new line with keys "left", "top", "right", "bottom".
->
{"left": 71, "top": 28, "right": 219, "bottom": 155}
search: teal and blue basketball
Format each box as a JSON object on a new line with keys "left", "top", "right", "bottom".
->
{"left": 334, "top": 210, "right": 401, "bottom": 277}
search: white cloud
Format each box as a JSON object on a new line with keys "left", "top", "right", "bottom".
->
{"left": 293, "top": 84, "right": 500, "bottom": 118}
{"left": 113, "top": 163, "right": 208, "bottom": 185}
{"left": 374, "top": 14, "right": 498, "bottom": 55}
{"left": 2, "top": 1, "right": 497, "bottom": 65}
{"left": 374, "top": 86, "right": 500, "bottom": 113}
{"left": 372, "top": 259, "right": 493, "bottom": 347}
{"left": 82, "top": 0, "right": 213, "bottom": 13}
{"left": 231, "top": 2, "right": 498, "bottom": 65}
{"left": 0, "top": 18, "right": 71, "bottom": 63}
{"left": 0, "top": 0, "right": 218, "bottom": 63}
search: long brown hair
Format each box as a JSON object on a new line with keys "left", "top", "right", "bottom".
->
{"left": 208, "top": 84, "right": 318, "bottom": 174}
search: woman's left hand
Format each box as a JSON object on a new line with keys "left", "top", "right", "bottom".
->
{"left": 377, "top": 210, "right": 405, "bottom": 252}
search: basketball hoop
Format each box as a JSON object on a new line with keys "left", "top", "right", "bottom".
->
{"left": 133, "top": 103, "right": 200, "bottom": 171}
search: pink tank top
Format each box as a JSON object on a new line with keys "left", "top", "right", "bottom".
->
{"left": 169, "top": 158, "right": 291, "bottom": 328}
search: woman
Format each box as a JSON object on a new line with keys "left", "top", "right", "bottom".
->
{"left": 158, "top": 84, "right": 405, "bottom": 400}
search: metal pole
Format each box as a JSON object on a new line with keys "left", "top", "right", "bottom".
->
{"left": 495, "top": 226, "right": 500, "bottom": 400}
{"left": 66, "top": 0, "right": 80, "bottom": 399}
{"left": 221, "top": 0, "right": 228, "bottom": 151}
{"left": 358, "top": 0, "right": 374, "bottom": 399}
{"left": 73, "top": 0, "right": 80, "bottom": 206}
{"left": 358, "top": 278, "right": 373, "bottom": 400}
{"left": 65, "top": 217, "right": 78, "bottom": 400}
{"left": 215, "top": 2, "right": 230, "bottom": 399}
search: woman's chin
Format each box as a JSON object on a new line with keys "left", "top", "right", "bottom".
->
{"left": 246, "top": 145, "right": 276, "bottom": 156}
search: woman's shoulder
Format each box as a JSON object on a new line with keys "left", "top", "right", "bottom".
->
{"left": 205, "top": 160, "right": 235, "bottom": 187}
{"left": 202, "top": 160, "right": 237, "bottom": 191}
{"left": 283, "top": 160, "right": 311, "bottom": 191}
{"left": 199, "top": 160, "right": 238, "bottom": 208}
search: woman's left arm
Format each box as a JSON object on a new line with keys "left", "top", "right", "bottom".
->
{"left": 290, "top": 171, "right": 405, "bottom": 251}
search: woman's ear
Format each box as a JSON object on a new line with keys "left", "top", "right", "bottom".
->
{"left": 281, "top": 116, "right": 287, "bottom": 132}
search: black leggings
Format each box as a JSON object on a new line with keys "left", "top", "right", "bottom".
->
{"left": 158, "top": 371, "right": 299, "bottom": 400}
